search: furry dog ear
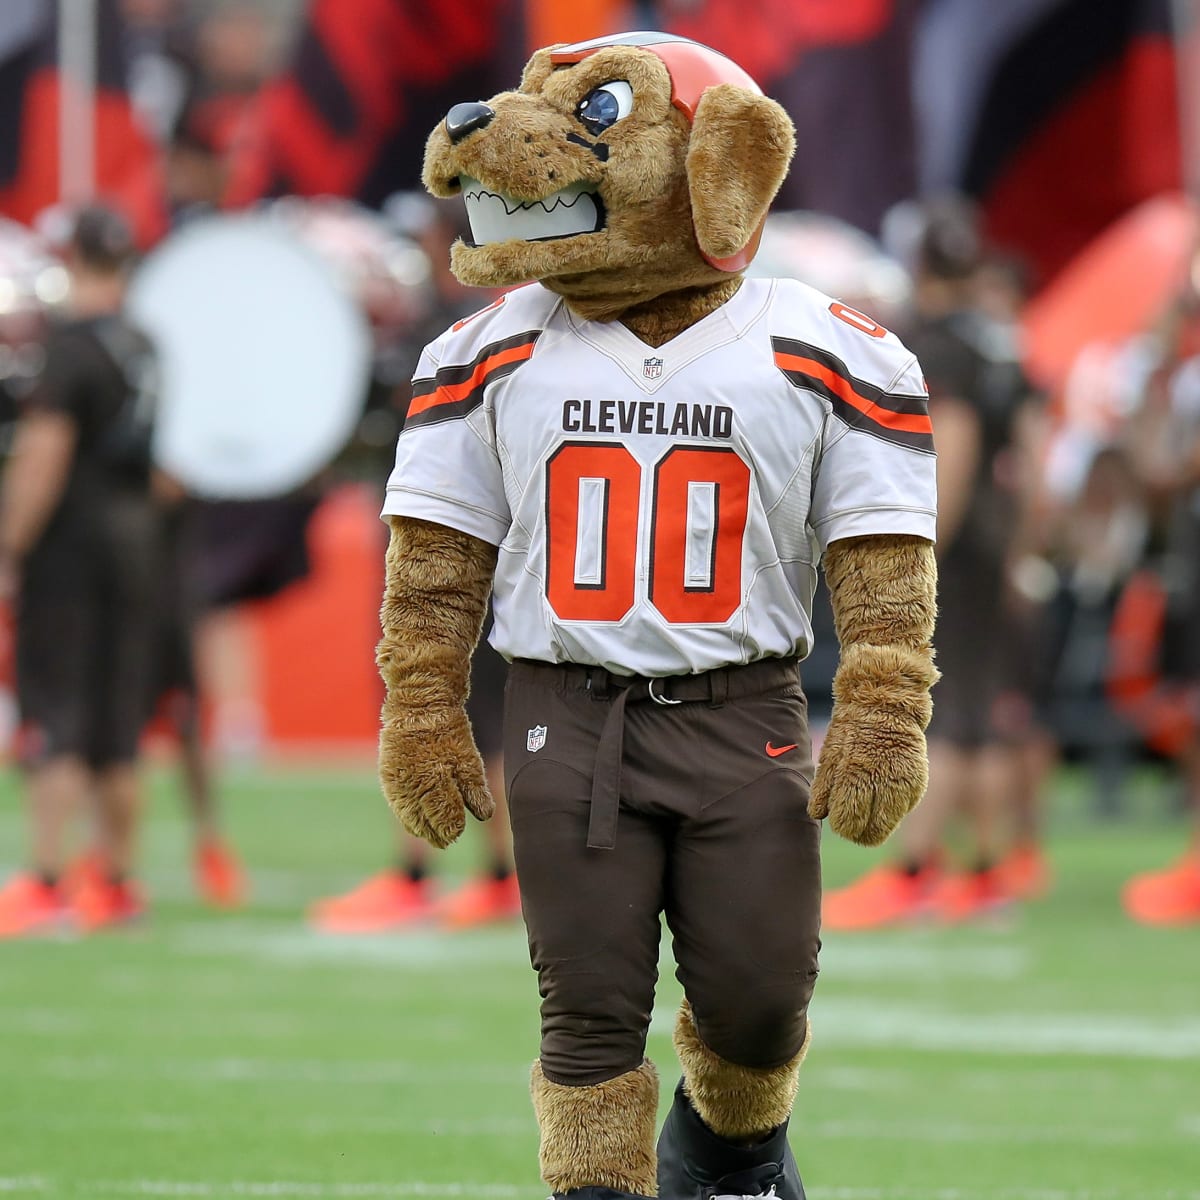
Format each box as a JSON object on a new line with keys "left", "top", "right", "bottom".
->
{"left": 519, "top": 46, "right": 559, "bottom": 92}
{"left": 686, "top": 85, "right": 796, "bottom": 272}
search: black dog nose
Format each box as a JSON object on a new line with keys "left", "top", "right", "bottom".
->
{"left": 445, "top": 102, "right": 495, "bottom": 144}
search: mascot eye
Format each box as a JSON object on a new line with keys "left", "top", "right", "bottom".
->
{"left": 576, "top": 81, "right": 634, "bottom": 135}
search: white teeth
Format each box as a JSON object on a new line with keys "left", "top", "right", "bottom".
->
{"left": 461, "top": 177, "right": 601, "bottom": 244}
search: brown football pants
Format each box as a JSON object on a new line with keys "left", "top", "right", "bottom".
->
{"left": 503, "top": 656, "right": 822, "bottom": 1087}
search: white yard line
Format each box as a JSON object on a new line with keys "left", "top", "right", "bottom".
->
{"left": 6, "top": 1108, "right": 1185, "bottom": 1146}
{"left": 6, "top": 1108, "right": 1186, "bottom": 1149}
{"left": 648, "top": 1003, "right": 1200, "bottom": 1060}
{"left": 818, "top": 939, "right": 1030, "bottom": 980}
{"left": 170, "top": 922, "right": 531, "bottom": 968}
{"left": 165, "top": 921, "right": 1028, "bottom": 981}
{"left": 809, "top": 1000, "right": 1200, "bottom": 1060}
{"left": 809, "top": 1192, "right": 1200, "bottom": 1200}
{"left": 71, "top": 1185, "right": 1200, "bottom": 1200}
{"left": 0, "top": 1112, "right": 531, "bottom": 1137}
{"left": 84, "top": 1184, "right": 525, "bottom": 1198}
{"left": 38, "top": 1053, "right": 525, "bottom": 1086}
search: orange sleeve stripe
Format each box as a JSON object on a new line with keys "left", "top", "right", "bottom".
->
{"left": 774, "top": 351, "right": 934, "bottom": 435}
{"left": 407, "top": 342, "right": 537, "bottom": 417}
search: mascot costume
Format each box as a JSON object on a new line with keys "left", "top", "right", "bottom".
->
{"left": 378, "top": 32, "right": 938, "bottom": 1200}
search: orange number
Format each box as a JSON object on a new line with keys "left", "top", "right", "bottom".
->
{"left": 650, "top": 447, "right": 750, "bottom": 623}
{"left": 830, "top": 301, "right": 888, "bottom": 339}
{"left": 545, "top": 443, "right": 750, "bottom": 625}
{"left": 545, "top": 443, "right": 641, "bottom": 621}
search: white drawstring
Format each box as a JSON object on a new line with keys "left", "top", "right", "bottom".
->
{"left": 709, "top": 1188, "right": 780, "bottom": 1200}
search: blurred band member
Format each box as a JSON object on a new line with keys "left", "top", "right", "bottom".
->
{"left": 824, "top": 196, "right": 1040, "bottom": 929}
{"left": 1120, "top": 266, "right": 1200, "bottom": 925}
{"left": 0, "top": 208, "right": 162, "bottom": 936}
{"left": 308, "top": 197, "right": 520, "bottom": 933}
{"left": 307, "top": 620, "right": 520, "bottom": 933}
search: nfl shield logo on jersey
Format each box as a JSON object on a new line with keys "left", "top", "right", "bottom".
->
{"left": 643, "top": 356, "right": 663, "bottom": 380}
{"left": 527, "top": 724, "right": 547, "bottom": 752}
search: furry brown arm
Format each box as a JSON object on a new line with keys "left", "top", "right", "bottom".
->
{"left": 377, "top": 515, "right": 498, "bottom": 848}
{"left": 809, "top": 533, "right": 939, "bottom": 846}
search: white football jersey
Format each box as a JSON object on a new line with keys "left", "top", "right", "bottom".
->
{"left": 383, "top": 278, "right": 936, "bottom": 676}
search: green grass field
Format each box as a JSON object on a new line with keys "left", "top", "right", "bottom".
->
{"left": 2, "top": 762, "right": 1198, "bottom": 1199}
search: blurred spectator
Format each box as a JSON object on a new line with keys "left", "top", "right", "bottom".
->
{"left": 748, "top": 210, "right": 913, "bottom": 726}
{"left": 194, "top": 3, "right": 277, "bottom": 96}
{"left": 308, "top": 618, "right": 520, "bottom": 933}
{"left": 825, "top": 195, "right": 1044, "bottom": 929}
{"left": 120, "top": 0, "right": 199, "bottom": 145}
{"left": 1116, "top": 264, "right": 1200, "bottom": 924}
{"left": 0, "top": 2, "right": 163, "bottom": 245}
{"left": 0, "top": 206, "right": 160, "bottom": 936}
{"left": 309, "top": 196, "right": 520, "bottom": 933}
{"left": 146, "top": 494, "right": 249, "bottom": 909}
{"left": 969, "top": 249, "right": 1059, "bottom": 887}
{"left": 110, "top": 1, "right": 285, "bottom": 243}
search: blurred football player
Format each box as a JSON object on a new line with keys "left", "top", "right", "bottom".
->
{"left": 824, "top": 196, "right": 1043, "bottom": 928}
{"left": 0, "top": 207, "right": 161, "bottom": 935}
{"left": 1118, "top": 263, "right": 1200, "bottom": 924}
{"left": 308, "top": 197, "right": 519, "bottom": 932}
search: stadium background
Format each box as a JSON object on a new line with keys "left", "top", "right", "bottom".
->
{"left": 1, "top": 1, "right": 1198, "bottom": 1196}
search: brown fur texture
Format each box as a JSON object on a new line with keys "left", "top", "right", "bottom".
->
{"left": 421, "top": 43, "right": 794, "bottom": 328}
{"left": 810, "top": 534, "right": 940, "bottom": 846}
{"left": 674, "top": 1000, "right": 810, "bottom": 1141}
{"left": 530, "top": 1059, "right": 660, "bottom": 1195}
{"left": 619, "top": 278, "right": 743, "bottom": 348}
{"left": 686, "top": 84, "right": 795, "bottom": 264}
{"left": 377, "top": 515, "right": 498, "bottom": 848}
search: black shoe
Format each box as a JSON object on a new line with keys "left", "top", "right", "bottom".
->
{"left": 657, "top": 1081, "right": 806, "bottom": 1200}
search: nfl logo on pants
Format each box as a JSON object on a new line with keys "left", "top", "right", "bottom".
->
{"left": 527, "top": 724, "right": 547, "bottom": 752}
{"left": 643, "top": 356, "right": 663, "bottom": 380}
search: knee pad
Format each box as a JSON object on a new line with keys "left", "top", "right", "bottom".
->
{"left": 684, "top": 991, "right": 810, "bottom": 1071}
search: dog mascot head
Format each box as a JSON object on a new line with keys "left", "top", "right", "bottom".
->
{"left": 422, "top": 32, "right": 796, "bottom": 320}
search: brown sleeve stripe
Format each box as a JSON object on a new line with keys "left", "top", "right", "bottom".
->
{"left": 406, "top": 330, "right": 541, "bottom": 427}
{"left": 772, "top": 336, "right": 934, "bottom": 453}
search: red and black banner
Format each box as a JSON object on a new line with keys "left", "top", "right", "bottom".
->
{"left": 915, "top": 0, "right": 1181, "bottom": 287}
{"left": 660, "top": 0, "right": 921, "bottom": 236}
{"left": 0, "top": 0, "right": 162, "bottom": 242}
{"left": 225, "top": 0, "right": 529, "bottom": 208}
{"left": 225, "top": 0, "right": 1183, "bottom": 294}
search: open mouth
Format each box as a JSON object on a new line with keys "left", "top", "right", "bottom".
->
{"left": 461, "top": 177, "right": 605, "bottom": 245}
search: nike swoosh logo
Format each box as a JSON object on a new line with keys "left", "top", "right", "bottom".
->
{"left": 765, "top": 742, "right": 798, "bottom": 758}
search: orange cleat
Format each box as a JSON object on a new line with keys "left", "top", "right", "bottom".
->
{"left": 72, "top": 878, "right": 146, "bottom": 932}
{"left": 931, "top": 868, "right": 1011, "bottom": 923}
{"left": 194, "top": 838, "right": 248, "bottom": 909}
{"left": 822, "top": 863, "right": 939, "bottom": 931}
{"left": 1122, "top": 854, "right": 1200, "bottom": 926}
{"left": 437, "top": 873, "right": 523, "bottom": 929}
{"left": 0, "top": 874, "right": 70, "bottom": 938}
{"left": 995, "top": 842, "right": 1052, "bottom": 901}
{"left": 307, "top": 871, "right": 435, "bottom": 933}
{"left": 62, "top": 850, "right": 110, "bottom": 900}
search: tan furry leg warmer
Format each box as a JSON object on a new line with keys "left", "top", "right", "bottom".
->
{"left": 674, "top": 1001, "right": 810, "bottom": 1142}
{"left": 530, "top": 1059, "right": 660, "bottom": 1196}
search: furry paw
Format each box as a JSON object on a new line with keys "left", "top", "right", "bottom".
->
{"left": 809, "top": 640, "right": 936, "bottom": 845}
{"left": 809, "top": 704, "right": 928, "bottom": 846}
{"left": 379, "top": 706, "right": 494, "bottom": 848}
